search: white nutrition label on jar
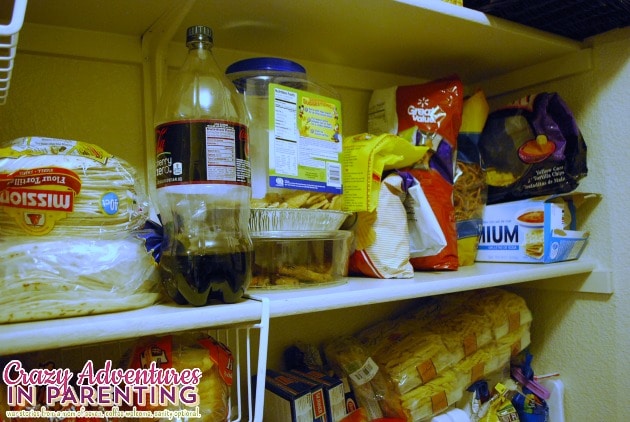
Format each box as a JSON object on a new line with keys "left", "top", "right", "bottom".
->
{"left": 272, "top": 87, "right": 299, "bottom": 176}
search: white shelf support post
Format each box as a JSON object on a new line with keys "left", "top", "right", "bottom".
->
{"left": 244, "top": 295, "right": 270, "bottom": 422}
{"left": 140, "top": 0, "right": 195, "bottom": 208}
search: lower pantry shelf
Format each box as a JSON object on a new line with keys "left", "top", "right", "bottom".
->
{"left": 0, "top": 259, "right": 608, "bottom": 421}
{"left": 0, "top": 259, "right": 604, "bottom": 356}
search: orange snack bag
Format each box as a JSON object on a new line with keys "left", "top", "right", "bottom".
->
{"left": 369, "top": 76, "right": 464, "bottom": 271}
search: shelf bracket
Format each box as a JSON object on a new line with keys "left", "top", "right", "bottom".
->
{"left": 0, "top": 0, "right": 28, "bottom": 105}
{"left": 523, "top": 269, "right": 613, "bottom": 294}
{"left": 243, "top": 295, "right": 270, "bottom": 422}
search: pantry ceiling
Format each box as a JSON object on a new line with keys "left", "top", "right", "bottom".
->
{"left": 21, "top": 0, "right": 584, "bottom": 84}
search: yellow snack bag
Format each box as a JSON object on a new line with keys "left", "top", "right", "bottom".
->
{"left": 342, "top": 133, "right": 429, "bottom": 213}
{"left": 479, "top": 383, "right": 519, "bottom": 422}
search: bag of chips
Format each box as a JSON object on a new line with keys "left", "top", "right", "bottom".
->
{"left": 127, "top": 333, "right": 232, "bottom": 422}
{"left": 369, "top": 76, "right": 464, "bottom": 271}
{"left": 479, "top": 92, "right": 588, "bottom": 204}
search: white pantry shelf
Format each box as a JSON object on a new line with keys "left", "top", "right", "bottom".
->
{"left": 0, "top": 260, "right": 605, "bottom": 356}
{"left": 0, "top": 299, "right": 265, "bottom": 355}
{"left": 251, "top": 259, "right": 604, "bottom": 318}
{"left": 19, "top": 0, "right": 586, "bottom": 88}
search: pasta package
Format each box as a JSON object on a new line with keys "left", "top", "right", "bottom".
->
{"left": 479, "top": 92, "right": 588, "bottom": 204}
{"left": 453, "top": 342, "right": 511, "bottom": 388}
{"left": 428, "top": 311, "right": 494, "bottom": 361}
{"left": 324, "top": 289, "right": 532, "bottom": 420}
{"left": 399, "top": 369, "right": 466, "bottom": 422}
{"left": 324, "top": 335, "right": 408, "bottom": 420}
{"left": 0, "top": 136, "right": 148, "bottom": 238}
{"left": 463, "top": 288, "right": 532, "bottom": 340}
{"left": 455, "top": 90, "right": 489, "bottom": 266}
{"left": 373, "top": 332, "right": 458, "bottom": 395}
{"left": 127, "top": 333, "right": 232, "bottom": 422}
{"left": 496, "top": 323, "right": 532, "bottom": 358}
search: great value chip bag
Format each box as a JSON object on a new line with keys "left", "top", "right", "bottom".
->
{"left": 369, "top": 76, "right": 464, "bottom": 270}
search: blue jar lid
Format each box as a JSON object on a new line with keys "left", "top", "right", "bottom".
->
{"left": 225, "top": 57, "right": 306, "bottom": 76}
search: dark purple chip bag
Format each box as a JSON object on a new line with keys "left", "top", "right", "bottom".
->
{"left": 479, "top": 92, "right": 587, "bottom": 204}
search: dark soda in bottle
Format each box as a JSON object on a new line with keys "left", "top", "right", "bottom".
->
{"left": 153, "top": 25, "right": 252, "bottom": 305}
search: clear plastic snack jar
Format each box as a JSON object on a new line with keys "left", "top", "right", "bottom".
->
{"left": 226, "top": 57, "right": 344, "bottom": 214}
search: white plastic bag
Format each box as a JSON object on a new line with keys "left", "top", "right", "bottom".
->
{"left": 405, "top": 174, "right": 447, "bottom": 258}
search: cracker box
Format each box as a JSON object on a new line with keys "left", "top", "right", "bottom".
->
{"left": 265, "top": 369, "right": 329, "bottom": 422}
{"left": 290, "top": 369, "right": 347, "bottom": 422}
{"left": 476, "top": 193, "right": 598, "bottom": 263}
{"left": 267, "top": 369, "right": 327, "bottom": 422}
{"left": 264, "top": 370, "right": 313, "bottom": 422}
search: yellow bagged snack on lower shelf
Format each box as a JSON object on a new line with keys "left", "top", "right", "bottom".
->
{"left": 324, "top": 335, "right": 408, "bottom": 420}
{"left": 127, "top": 333, "right": 232, "bottom": 422}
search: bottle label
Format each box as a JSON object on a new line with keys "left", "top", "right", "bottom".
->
{"left": 268, "top": 84, "right": 343, "bottom": 194}
{"left": 155, "top": 120, "right": 250, "bottom": 189}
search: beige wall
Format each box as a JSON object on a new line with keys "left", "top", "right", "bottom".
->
{"left": 504, "top": 27, "right": 630, "bottom": 420}
{"left": 0, "top": 52, "right": 146, "bottom": 174}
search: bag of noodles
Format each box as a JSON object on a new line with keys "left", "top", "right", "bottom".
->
{"left": 455, "top": 90, "right": 489, "bottom": 266}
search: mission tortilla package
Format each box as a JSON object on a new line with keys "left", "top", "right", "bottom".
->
{"left": 0, "top": 136, "right": 160, "bottom": 324}
{"left": 479, "top": 92, "right": 588, "bottom": 204}
{"left": 0, "top": 136, "right": 148, "bottom": 238}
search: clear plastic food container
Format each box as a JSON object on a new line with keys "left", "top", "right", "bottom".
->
{"left": 249, "top": 230, "right": 352, "bottom": 289}
{"left": 226, "top": 57, "right": 343, "bottom": 208}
